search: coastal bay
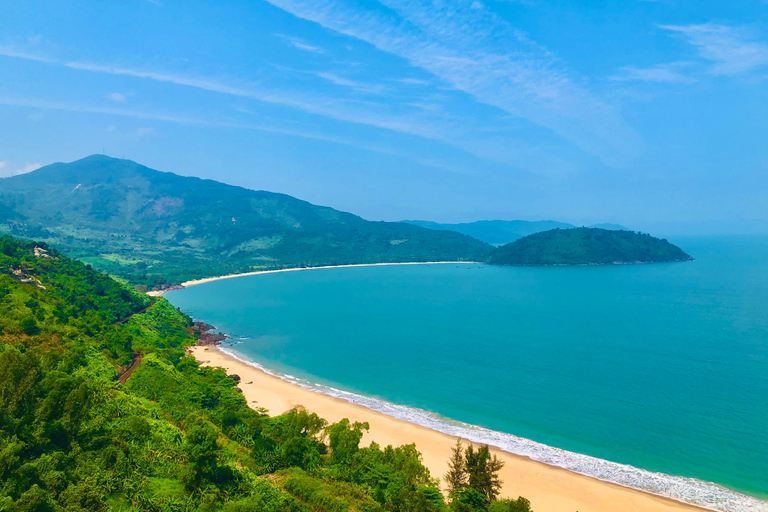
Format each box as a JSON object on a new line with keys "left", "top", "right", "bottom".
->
{"left": 167, "top": 236, "right": 768, "bottom": 512}
{"left": 190, "top": 345, "right": 708, "bottom": 512}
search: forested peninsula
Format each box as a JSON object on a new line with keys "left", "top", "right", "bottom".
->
{"left": 0, "top": 236, "right": 530, "bottom": 512}
{"left": 487, "top": 228, "right": 692, "bottom": 266}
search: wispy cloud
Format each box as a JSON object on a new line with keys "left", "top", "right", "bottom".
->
{"left": 62, "top": 60, "right": 259, "bottom": 97}
{"left": 0, "top": 96, "right": 203, "bottom": 124}
{"left": 610, "top": 63, "right": 696, "bottom": 84}
{"left": 0, "top": 46, "right": 493, "bottom": 160}
{"left": 0, "top": 47, "right": 441, "bottom": 139}
{"left": 397, "top": 77, "right": 431, "bottom": 86}
{"left": 0, "top": 33, "right": 631, "bottom": 173}
{"left": 276, "top": 34, "right": 325, "bottom": 53}
{"left": 316, "top": 72, "right": 387, "bottom": 94}
{"left": 0, "top": 95, "right": 454, "bottom": 167}
{"left": 660, "top": 23, "right": 768, "bottom": 75}
{"left": 258, "top": 0, "right": 639, "bottom": 166}
{"left": 0, "top": 45, "right": 54, "bottom": 64}
{"left": 108, "top": 92, "right": 127, "bottom": 102}
{"left": 0, "top": 161, "right": 41, "bottom": 178}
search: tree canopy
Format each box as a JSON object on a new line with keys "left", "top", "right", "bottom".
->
{"left": 0, "top": 235, "right": 531, "bottom": 512}
{"left": 487, "top": 227, "right": 692, "bottom": 266}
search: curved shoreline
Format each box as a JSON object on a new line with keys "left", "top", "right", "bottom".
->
{"left": 188, "top": 345, "right": 767, "bottom": 512}
{"left": 171, "top": 265, "right": 767, "bottom": 512}
{"left": 148, "top": 261, "right": 478, "bottom": 296}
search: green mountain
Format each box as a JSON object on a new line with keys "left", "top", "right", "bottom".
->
{"left": 0, "top": 235, "right": 529, "bottom": 511}
{"left": 487, "top": 227, "right": 692, "bottom": 266}
{"left": 0, "top": 155, "right": 492, "bottom": 289}
{"left": 403, "top": 220, "right": 576, "bottom": 245}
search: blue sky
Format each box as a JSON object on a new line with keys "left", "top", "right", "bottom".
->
{"left": 0, "top": 0, "right": 766, "bottom": 234}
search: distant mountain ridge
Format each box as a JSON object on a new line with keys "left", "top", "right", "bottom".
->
{"left": 487, "top": 227, "right": 692, "bottom": 266}
{"left": 0, "top": 155, "right": 492, "bottom": 288}
{"left": 404, "top": 219, "right": 630, "bottom": 245}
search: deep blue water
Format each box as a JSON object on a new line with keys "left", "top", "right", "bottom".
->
{"left": 166, "top": 236, "right": 768, "bottom": 511}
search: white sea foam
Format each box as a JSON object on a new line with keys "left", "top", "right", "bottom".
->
{"left": 218, "top": 347, "right": 768, "bottom": 512}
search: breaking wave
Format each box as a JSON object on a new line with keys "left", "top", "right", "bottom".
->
{"left": 219, "top": 347, "right": 768, "bottom": 512}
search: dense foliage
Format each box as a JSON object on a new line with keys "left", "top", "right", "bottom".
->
{"left": 0, "top": 236, "right": 529, "bottom": 512}
{"left": 0, "top": 155, "right": 492, "bottom": 289}
{"left": 486, "top": 227, "right": 692, "bottom": 266}
{"left": 443, "top": 441, "right": 531, "bottom": 512}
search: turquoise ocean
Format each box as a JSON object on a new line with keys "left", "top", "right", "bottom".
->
{"left": 166, "top": 236, "right": 768, "bottom": 512}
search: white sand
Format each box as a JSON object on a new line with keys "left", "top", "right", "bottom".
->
{"left": 191, "top": 346, "right": 709, "bottom": 512}
{"left": 148, "top": 262, "right": 478, "bottom": 296}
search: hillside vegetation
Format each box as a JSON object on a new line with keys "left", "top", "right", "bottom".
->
{"left": 0, "top": 156, "right": 491, "bottom": 289}
{"left": 0, "top": 236, "right": 530, "bottom": 512}
{"left": 487, "top": 228, "right": 692, "bottom": 266}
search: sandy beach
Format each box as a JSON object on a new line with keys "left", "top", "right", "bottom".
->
{"left": 146, "top": 262, "right": 478, "bottom": 296}
{"left": 190, "top": 345, "right": 709, "bottom": 512}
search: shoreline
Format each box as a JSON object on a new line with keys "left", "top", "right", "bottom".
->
{"left": 147, "top": 261, "right": 478, "bottom": 296}
{"left": 147, "top": 258, "right": 698, "bottom": 297}
{"left": 190, "top": 345, "right": 724, "bottom": 512}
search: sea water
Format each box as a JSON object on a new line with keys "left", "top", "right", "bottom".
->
{"left": 166, "top": 236, "right": 768, "bottom": 511}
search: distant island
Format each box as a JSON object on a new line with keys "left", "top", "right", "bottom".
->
{"left": 404, "top": 220, "right": 630, "bottom": 246}
{"left": 487, "top": 228, "right": 692, "bottom": 266}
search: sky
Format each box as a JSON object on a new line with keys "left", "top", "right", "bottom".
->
{"left": 0, "top": 0, "right": 767, "bottom": 234}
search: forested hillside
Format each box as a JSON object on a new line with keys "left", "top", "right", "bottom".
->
{"left": 487, "top": 228, "right": 692, "bottom": 266}
{"left": 0, "top": 156, "right": 491, "bottom": 290}
{"left": 0, "top": 236, "right": 529, "bottom": 512}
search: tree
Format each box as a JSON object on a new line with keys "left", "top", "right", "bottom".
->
{"left": 449, "top": 487, "right": 486, "bottom": 512}
{"left": 273, "top": 409, "right": 327, "bottom": 469}
{"left": 444, "top": 439, "right": 467, "bottom": 494}
{"left": 20, "top": 317, "right": 39, "bottom": 336}
{"left": 327, "top": 418, "right": 369, "bottom": 465}
{"left": 181, "top": 422, "right": 222, "bottom": 491}
{"left": 465, "top": 445, "right": 504, "bottom": 505}
{"left": 488, "top": 497, "right": 532, "bottom": 512}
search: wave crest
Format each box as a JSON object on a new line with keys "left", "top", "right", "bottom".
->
{"left": 219, "top": 347, "right": 768, "bottom": 512}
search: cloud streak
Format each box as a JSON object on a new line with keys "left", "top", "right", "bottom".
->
{"left": 0, "top": 44, "right": 535, "bottom": 167}
{"left": 276, "top": 34, "right": 326, "bottom": 53}
{"left": 257, "top": 0, "right": 639, "bottom": 166}
{"left": 660, "top": 23, "right": 768, "bottom": 75}
{"left": 0, "top": 161, "right": 41, "bottom": 178}
{"left": 0, "top": 95, "right": 476, "bottom": 175}
{"left": 315, "top": 72, "right": 388, "bottom": 94}
{"left": 610, "top": 63, "right": 696, "bottom": 84}
{"left": 0, "top": 29, "right": 632, "bottom": 174}
{"left": 0, "top": 45, "right": 451, "bottom": 142}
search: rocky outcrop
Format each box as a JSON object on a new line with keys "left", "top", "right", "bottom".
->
{"left": 192, "top": 321, "right": 226, "bottom": 345}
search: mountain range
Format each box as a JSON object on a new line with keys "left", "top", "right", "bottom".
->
{"left": 0, "top": 155, "right": 491, "bottom": 288}
{"left": 0, "top": 155, "right": 685, "bottom": 288}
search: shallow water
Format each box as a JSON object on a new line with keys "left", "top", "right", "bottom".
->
{"left": 166, "top": 236, "right": 768, "bottom": 511}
